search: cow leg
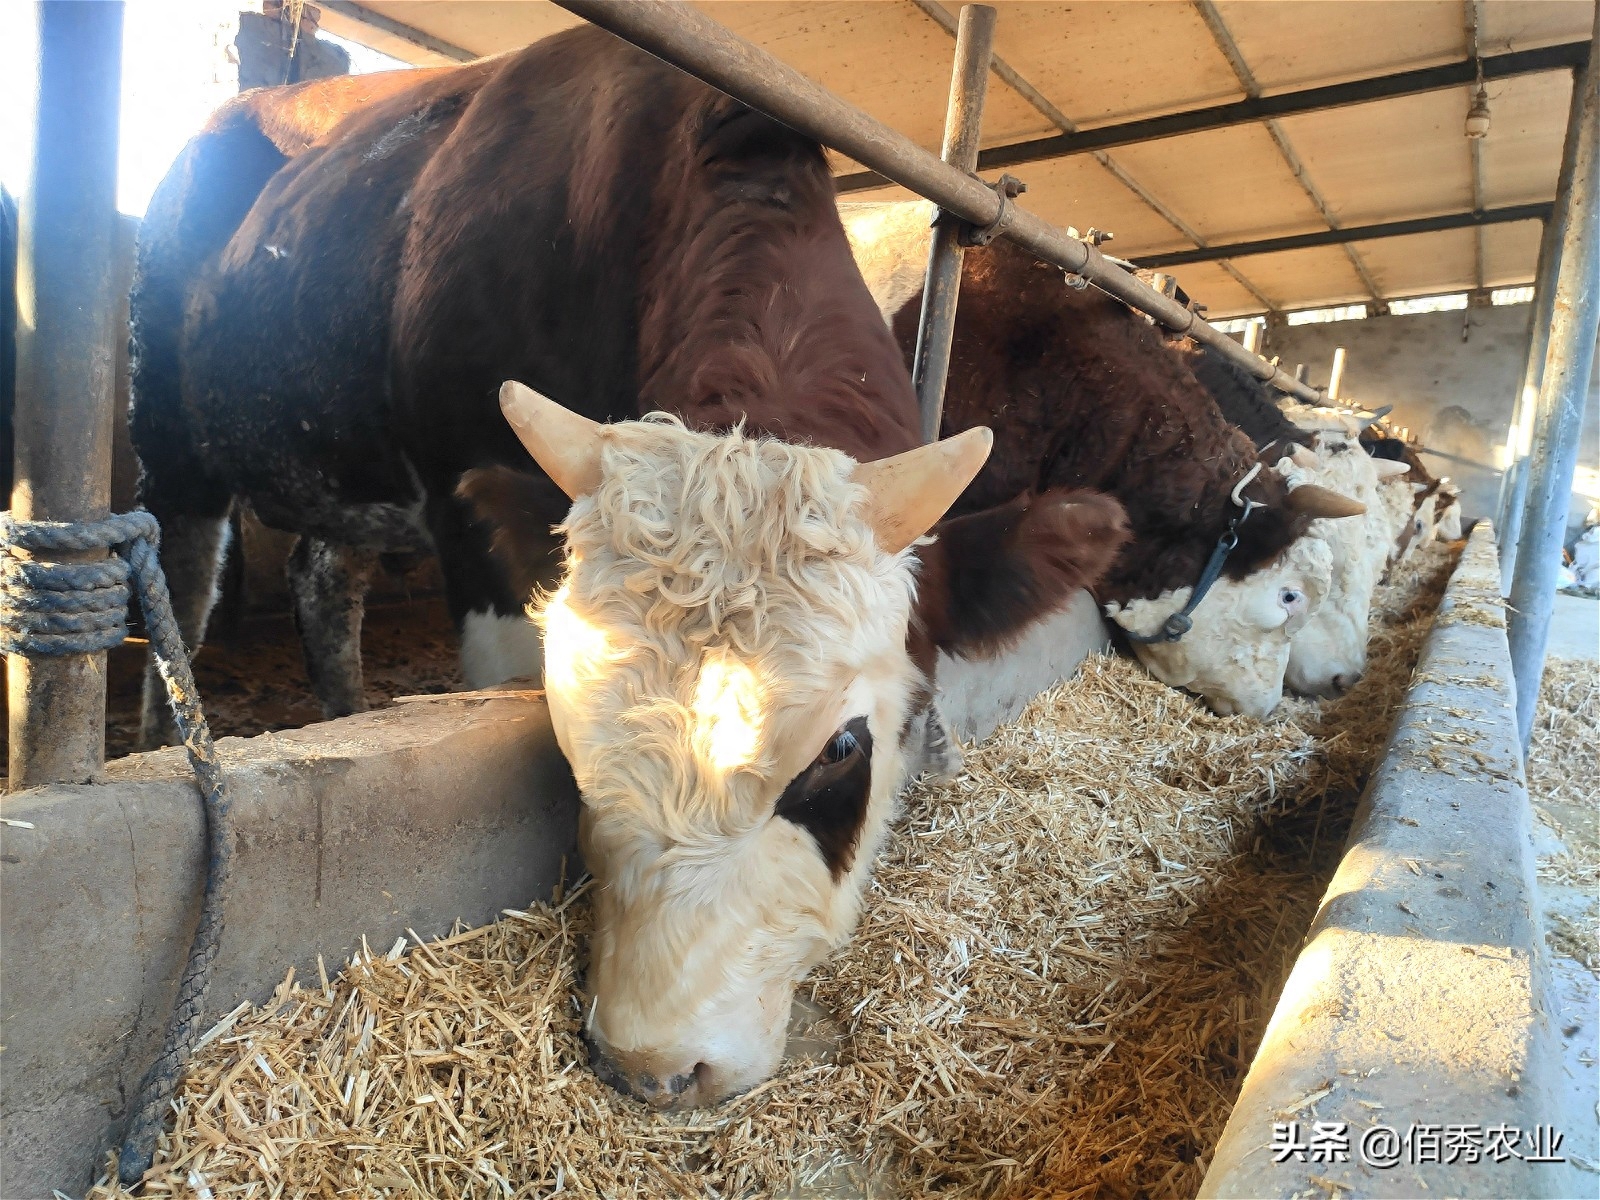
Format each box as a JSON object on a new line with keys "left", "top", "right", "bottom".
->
{"left": 286, "top": 536, "right": 378, "bottom": 719}
{"left": 427, "top": 494, "right": 550, "bottom": 689}
{"left": 137, "top": 510, "right": 232, "bottom": 749}
{"left": 907, "top": 699, "right": 964, "bottom": 783}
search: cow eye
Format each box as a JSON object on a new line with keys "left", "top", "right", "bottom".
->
{"left": 819, "top": 727, "right": 860, "bottom": 766}
{"left": 1279, "top": 588, "right": 1303, "bottom": 607}
{"left": 774, "top": 717, "right": 874, "bottom": 881}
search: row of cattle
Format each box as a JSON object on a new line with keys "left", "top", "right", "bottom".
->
{"left": 111, "top": 28, "right": 1460, "bottom": 1108}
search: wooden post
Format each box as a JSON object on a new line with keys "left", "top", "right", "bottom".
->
{"left": 8, "top": 2, "right": 125, "bottom": 788}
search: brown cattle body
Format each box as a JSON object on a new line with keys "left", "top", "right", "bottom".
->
{"left": 130, "top": 26, "right": 1127, "bottom": 739}
{"left": 887, "top": 239, "right": 1314, "bottom": 606}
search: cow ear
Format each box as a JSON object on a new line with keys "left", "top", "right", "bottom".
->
{"left": 499, "top": 380, "right": 605, "bottom": 499}
{"left": 851, "top": 427, "right": 993, "bottom": 554}
{"left": 913, "top": 489, "right": 1130, "bottom": 660}
{"left": 457, "top": 465, "right": 569, "bottom": 600}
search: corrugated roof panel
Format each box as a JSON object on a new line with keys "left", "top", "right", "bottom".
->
{"left": 1209, "top": 0, "right": 1465, "bottom": 91}
{"left": 1230, "top": 244, "right": 1369, "bottom": 310}
{"left": 1273, "top": 89, "right": 1475, "bottom": 226}
{"left": 1479, "top": 0, "right": 1596, "bottom": 51}
{"left": 357, "top": 0, "right": 579, "bottom": 55}
{"left": 697, "top": 1, "right": 1059, "bottom": 149}
{"left": 1479, "top": 69, "right": 1576, "bottom": 207}
{"left": 982, "top": 0, "right": 1244, "bottom": 125}
{"left": 1480, "top": 219, "right": 1546, "bottom": 287}
{"left": 1105, "top": 123, "right": 1327, "bottom": 243}
{"left": 1352, "top": 227, "right": 1478, "bottom": 297}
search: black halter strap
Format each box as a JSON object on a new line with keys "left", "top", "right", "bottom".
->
{"left": 1123, "top": 513, "right": 1248, "bottom": 644}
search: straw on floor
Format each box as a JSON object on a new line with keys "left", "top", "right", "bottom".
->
{"left": 92, "top": 544, "right": 1459, "bottom": 1200}
{"left": 1526, "top": 654, "right": 1599, "bottom": 970}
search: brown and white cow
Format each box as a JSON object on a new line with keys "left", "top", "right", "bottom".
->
{"left": 1174, "top": 346, "right": 1411, "bottom": 696}
{"left": 131, "top": 28, "right": 1128, "bottom": 1107}
{"left": 844, "top": 202, "right": 1367, "bottom": 718}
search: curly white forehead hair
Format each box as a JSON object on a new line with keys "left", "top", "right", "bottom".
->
{"left": 537, "top": 414, "right": 921, "bottom": 836}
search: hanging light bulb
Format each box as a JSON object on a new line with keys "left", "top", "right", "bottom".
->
{"left": 1466, "top": 71, "right": 1491, "bottom": 139}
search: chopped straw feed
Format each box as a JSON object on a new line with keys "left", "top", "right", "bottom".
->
{"left": 1527, "top": 655, "right": 1600, "bottom": 970}
{"left": 94, "top": 544, "right": 1459, "bottom": 1200}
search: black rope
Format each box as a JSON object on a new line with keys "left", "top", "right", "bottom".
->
{"left": 0, "top": 511, "right": 232, "bottom": 1186}
{"left": 1123, "top": 516, "right": 1245, "bottom": 644}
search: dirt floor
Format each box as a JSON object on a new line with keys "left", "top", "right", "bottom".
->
{"left": 0, "top": 594, "right": 466, "bottom": 778}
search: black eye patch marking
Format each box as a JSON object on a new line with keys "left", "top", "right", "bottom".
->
{"left": 773, "top": 716, "right": 873, "bottom": 882}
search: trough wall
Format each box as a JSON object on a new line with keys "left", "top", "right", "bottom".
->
{"left": 0, "top": 692, "right": 579, "bottom": 1198}
{"left": 1201, "top": 525, "right": 1587, "bottom": 1199}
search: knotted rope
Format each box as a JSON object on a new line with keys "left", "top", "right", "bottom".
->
{"left": 0, "top": 511, "right": 233, "bottom": 1185}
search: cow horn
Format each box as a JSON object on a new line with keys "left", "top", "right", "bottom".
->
{"left": 1356, "top": 404, "right": 1393, "bottom": 430}
{"left": 498, "top": 380, "right": 605, "bottom": 499}
{"left": 852, "top": 427, "right": 994, "bottom": 554}
{"left": 1372, "top": 458, "right": 1412, "bottom": 479}
{"left": 1289, "top": 444, "right": 1320, "bottom": 469}
{"left": 1286, "top": 483, "right": 1367, "bottom": 518}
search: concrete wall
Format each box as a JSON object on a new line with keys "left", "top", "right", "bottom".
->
{"left": 1263, "top": 304, "right": 1600, "bottom": 536}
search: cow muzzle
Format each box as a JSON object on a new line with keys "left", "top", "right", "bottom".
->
{"left": 587, "top": 1032, "right": 717, "bottom": 1110}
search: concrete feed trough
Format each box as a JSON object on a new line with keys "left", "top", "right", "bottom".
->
{"left": 0, "top": 531, "right": 1578, "bottom": 1198}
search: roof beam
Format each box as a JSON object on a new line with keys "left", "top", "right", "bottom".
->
{"left": 1132, "top": 203, "right": 1551, "bottom": 268}
{"left": 837, "top": 40, "right": 1589, "bottom": 192}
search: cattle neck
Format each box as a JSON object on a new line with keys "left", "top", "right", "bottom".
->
{"left": 633, "top": 99, "right": 919, "bottom": 463}
{"left": 1122, "top": 465, "right": 1262, "bottom": 644}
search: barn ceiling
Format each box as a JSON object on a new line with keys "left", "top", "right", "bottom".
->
{"left": 319, "top": 0, "right": 1595, "bottom": 319}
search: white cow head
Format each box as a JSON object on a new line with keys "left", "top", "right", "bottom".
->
{"left": 1274, "top": 439, "right": 1411, "bottom": 696}
{"left": 1106, "top": 532, "right": 1334, "bottom": 719}
{"left": 477, "top": 382, "right": 1127, "bottom": 1110}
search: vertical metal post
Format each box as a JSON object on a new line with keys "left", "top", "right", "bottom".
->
{"left": 7, "top": 1, "right": 124, "bottom": 788}
{"left": 911, "top": 4, "right": 996, "bottom": 444}
{"left": 1507, "top": 3, "right": 1600, "bottom": 749}
{"left": 1241, "top": 319, "right": 1263, "bottom": 355}
{"left": 1328, "top": 346, "right": 1347, "bottom": 400}
{"left": 1497, "top": 63, "right": 1590, "bottom": 588}
{"left": 1294, "top": 363, "right": 1308, "bottom": 383}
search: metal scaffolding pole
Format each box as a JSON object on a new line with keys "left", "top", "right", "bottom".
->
{"left": 911, "top": 4, "right": 995, "bottom": 443}
{"left": 1495, "top": 215, "right": 1559, "bottom": 580}
{"left": 7, "top": 1, "right": 125, "bottom": 788}
{"left": 1496, "top": 61, "right": 1590, "bottom": 590}
{"left": 552, "top": 0, "right": 1323, "bottom": 405}
{"left": 1507, "top": 0, "right": 1600, "bottom": 748}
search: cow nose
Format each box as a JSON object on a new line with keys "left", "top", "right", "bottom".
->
{"left": 1332, "top": 671, "right": 1361, "bottom": 693}
{"left": 586, "top": 1034, "right": 707, "bottom": 1109}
